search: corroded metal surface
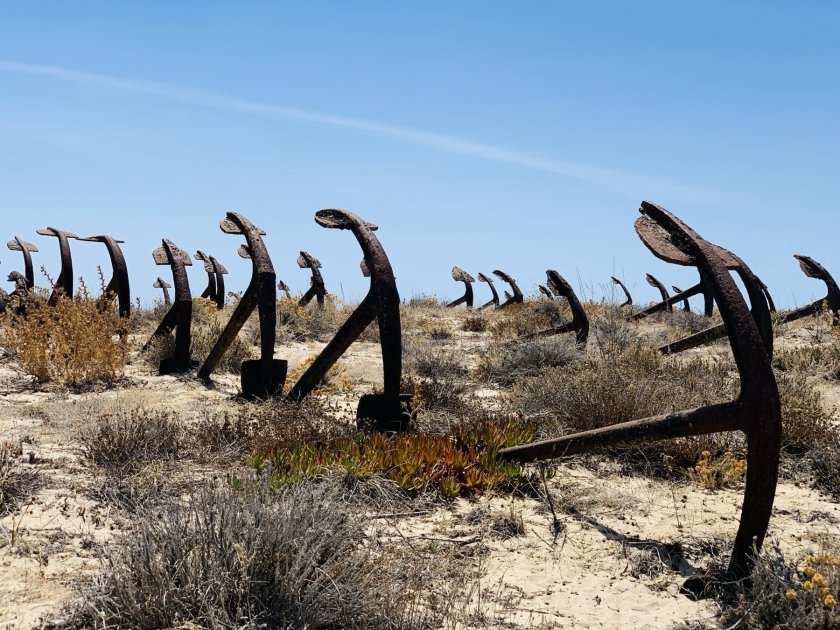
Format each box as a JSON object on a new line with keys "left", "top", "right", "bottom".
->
{"left": 277, "top": 280, "right": 291, "bottom": 298}
{"left": 500, "top": 201, "right": 781, "bottom": 582}
{"left": 779, "top": 255, "right": 840, "bottom": 325}
{"left": 195, "top": 251, "right": 228, "bottom": 310}
{"left": 520, "top": 270, "right": 589, "bottom": 346}
{"left": 493, "top": 269, "right": 523, "bottom": 309}
{"left": 446, "top": 267, "right": 475, "bottom": 308}
{"left": 153, "top": 277, "right": 172, "bottom": 306}
{"left": 198, "top": 212, "right": 285, "bottom": 400}
{"left": 78, "top": 235, "right": 131, "bottom": 318}
{"left": 538, "top": 284, "right": 553, "bottom": 298}
{"left": 477, "top": 272, "right": 500, "bottom": 310}
{"left": 645, "top": 274, "right": 672, "bottom": 311}
{"left": 286, "top": 209, "right": 411, "bottom": 431}
{"left": 610, "top": 276, "right": 632, "bottom": 307}
{"left": 297, "top": 250, "right": 327, "bottom": 307}
{"left": 36, "top": 227, "right": 78, "bottom": 304}
{"left": 6, "top": 237, "right": 38, "bottom": 289}
{"left": 145, "top": 239, "right": 194, "bottom": 374}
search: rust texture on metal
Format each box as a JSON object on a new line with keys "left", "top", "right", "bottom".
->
{"left": 477, "top": 272, "right": 499, "bottom": 310}
{"left": 672, "top": 286, "right": 691, "bottom": 312}
{"left": 144, "top": 239, "right": 194, "bottom": 374}
{"left": 78, "top": 235, "right": 131, "bottom": 318}
{"left": 195, "top": 251, "right": 228, "bottom": 310}
{"left": 493, "top": 269, "right": 523, "bottom": 309}
{"left": 779, "top": 255, "right": 839, "bottom": 325}
{"left": 198, "top": 212, "right": 285, "bottom": 400}
{"left": 286, "top": 209, "right": 411, "bottom": 431}
{"left": 297, "top": 250, "right": 327, "bottom": 307}
{"left": 153, "top": 277, "right": 172, "bottom": 306}
{"left": 36, "top": 227, "right": 78, "bottom": 305}
{"left": 277, "top": 279, "right": 291, "bottom": 298}
{"left": 610, "top": 276, "right": 632, "bottom": 307}
{"left": 446, "top": 267, "right": 475, "bottom": 308}
{"left": 500, "top": 201, "right": 781, "bottom": 582}
{"left": 645, "top": 273, "right": 672, "bottom": 311}
{"left": 538, "top": 284, "right": 552, "bottom": 298}
{"left": 520, "top": 270, "right": 589, "bottom": 346}
{"left": 6, "top": 237, "right": 38, "bottom": 289}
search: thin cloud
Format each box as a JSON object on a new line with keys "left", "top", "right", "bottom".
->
{"left": 0, "top": 60, "right": 716, "bottom": 200}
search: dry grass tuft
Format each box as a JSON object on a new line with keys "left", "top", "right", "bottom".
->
{"left": 1, "top": 286, "right": 132, "bottom": 389}
{"left": 477, "top": 336, "right": 579, "bottom": 386}
{"left": 0, "top": 439, "right": 40, "bottom": 516}
{"left": 66, "top": 482, "right": 450, "bottom": 629}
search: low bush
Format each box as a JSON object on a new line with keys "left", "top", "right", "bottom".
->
{"left": 68, "top": 483, "right": 445, "bottom": 629}
{"left": 0, "top": 439, "right": 39, "bottom": 516}
{"left": 477, "top": 336, "right": 579, "bottom": 386}
{"left": 1, "top": 286, "right": 132, "bottom": 389}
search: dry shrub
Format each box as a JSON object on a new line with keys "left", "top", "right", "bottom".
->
{"left": 510, "top": 343, "right": 736, "bottom": 469}
{"left": 0, "top": 439, "right": 39, "bottom": 515}
{"left": 405, "top": 341, "right": 469, "bottom": 412}
{"left": 79, "top": 408, "right": 182, "bottom": 476}
{"left": 775, "top": 341, "right": 840, "bottom": 379}
{"left": 276, "top": 295, "right": 348, "bottom": 343}
{"left": 461, "top": 313, "right": 488, "bottom": 332}
{"left": 776, "top": 373, "right": 838, "bottom": 453}
{"left": 67, "top": 483, "right": 447, "bottom": 629}
{"left": 489, "top": 302, "right": 561, "bottom": 339}
{"left": 715, "top": 539, "right": 840, "bottom": 629}
{"left": 1, "top": 287, "right": 131, "bottom": 389}
{"left": 663, "top": 309, "right": 714, "bottom": 334}
{"left": 477, "top": 336, "right": 579, "bottom": 386}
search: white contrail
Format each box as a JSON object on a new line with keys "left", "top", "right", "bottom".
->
{"left": 0, "top": 60, "right": 715, "bottom": 200}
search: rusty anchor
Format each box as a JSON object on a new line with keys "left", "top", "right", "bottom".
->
{"left": 6, "top": 237, "right": 38, "bottom": 290}
{"left": 143, "top": 239, "right": 195, "bottom": 374}
{"left": 297, "top": 251, "right": 328, "bottom": 307}
{"left": 520, "top": 270, "right": 589, "bottom": 346}
{"left": 286, "top": 209, "right": 412, "bottom": 432}
{"left": 761, "top": 280, "right": 776, "bottom": 314}
{"left": 778, "top": 255, "right": 839, "bottom": 325}
{"left": 277, "top": 280, "right": 291, "bottom": 299}
{"left": 645, "top": 274, "right": 672, "bottom": 311}
{"left": 610, "top": 276, "right": 633, "bottom": 307}
{"left": 500, "top": 201, "right": 781, "bottom": 583}
{"left": 36, "top": 228, "right": 78, "bottom": 304}
{"left": 672, "top": 286, "right": 691, "bottom": 312}
{"left": 446, "top": 267, "right": 475, "bottom": 308}
{"left": 194, "top": 251, "right": 228, "bottom": 310}
{"left": 477, "top": 272, "right": 500, "bottom": 310}
{"left": 77, "top": 235, "right": 131, "bottom": 318}
{"left": 153, "top": 277, "right": 172, "bottom": 306}
{"left": 494, "top": 270, "right": 523, "bottom": 309}
{"left": 538, "top": 284, "right": 553, "bottom": 299}
{"left": 198, "top": 212, "right": 285, "bottom": 400}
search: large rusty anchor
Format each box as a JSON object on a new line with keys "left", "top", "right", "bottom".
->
{"left": 198, "top": 212, "right": 285, "bottom": 400}
{"left": 36, "top": 227, "right": 78, "bottom": 304}
{"left": 500, "top": 201, "right": 780, "bottom": 584}
{"left": 194, "top": 251, "right": 228, "bottom": 310}
{"left": 6, "top": 237, "right": 38, "bottom": 290}
{"left": 494, "top": 269, "right": 523, "bottom": 309}
{"left": 477, "top": 273, "right": 500, "bottom": 310}
{"left": 297, "top": 251, "right": 328, "bottom": 307}
{"left": 153, "top": 277, "right": 172, "bottom": 306}
{"left": 446, "top": 267, "right": 475, "bottom": 308}
{"left": 610, "top": 276, "right": 632, "bottom": 307}
{"left": 286, "top": 209, "right": 412, "bottom": 432}
{"left": 145, "top": 239, "right": 195, "bottom": 374}
{"left": 520, "top": 270, "right": 589, "bottom": 346}
{"left": 77, "top": 235, "right": 131, "bottom": 318}
{"left": 778, "top": 255, "right": 839, "bottom": 325}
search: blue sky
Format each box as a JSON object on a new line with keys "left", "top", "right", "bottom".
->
{"left": 0, "top": 2, "right": 837, "bottom": 307}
